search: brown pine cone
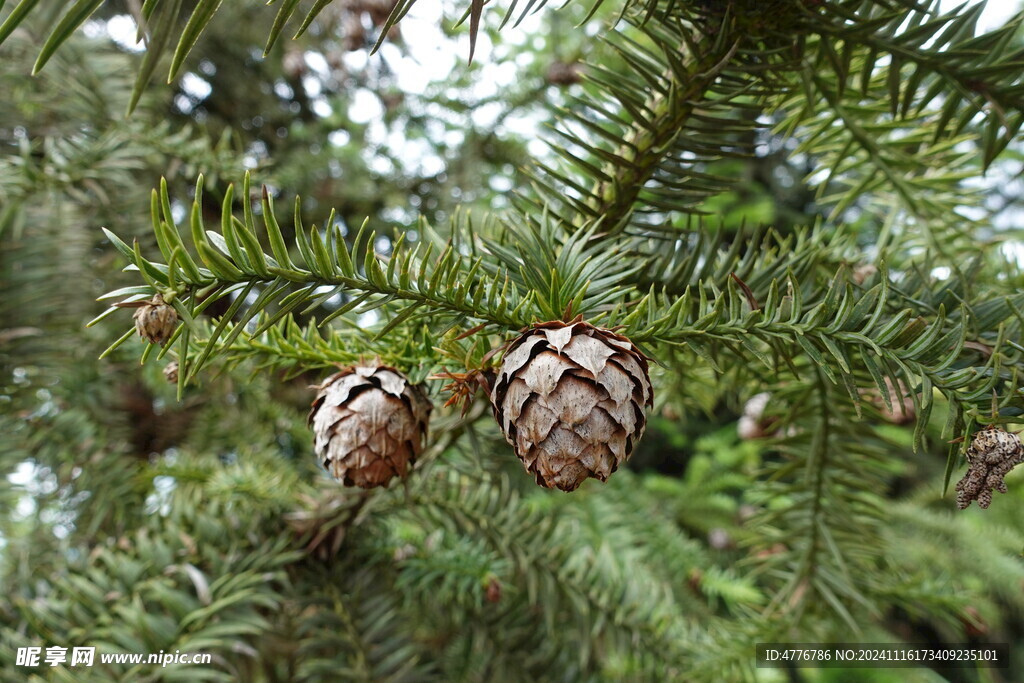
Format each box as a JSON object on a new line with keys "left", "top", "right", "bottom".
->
{"left": 308, "top": 365, "right": 431, "bottom": 488}
{"left": 490, "top": 320, "right": 653, "bottom": 491}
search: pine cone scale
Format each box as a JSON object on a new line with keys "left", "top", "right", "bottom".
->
{"left": 562, "top": 333, "right": 615, "bottom": 376}
{"left": 596, "top": 364, "right": 634, "bottom": 406}
{"left": 500, "top": 380, "right": 533, "bottom": 428}
{"left": 518, "top": 352, "right": 572, "bottom": 396}
{"left": 537, "top": 375, "right": 595, "bottom": 423}
{"left": 544, "top": 324, "right": 574, "bottom": 350}
{"left": 517, "top": 400, "right": 559, "bottom": 444}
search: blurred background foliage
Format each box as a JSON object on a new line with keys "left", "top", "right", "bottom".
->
{"left": 2, "top": 0, "right": 1024, "bottom": 681}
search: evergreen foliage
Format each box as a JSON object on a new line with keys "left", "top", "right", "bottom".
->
{"left": 3, "top": 0, "right": 1024, "bottom": 680}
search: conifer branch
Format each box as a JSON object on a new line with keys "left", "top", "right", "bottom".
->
{"left": 806, "top": 3, "right": 1024, "bottom": 166}
{"left": 573, "top": 33, "right": 741, "bottom": 232}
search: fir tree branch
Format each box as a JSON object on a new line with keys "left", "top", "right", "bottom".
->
{"left": 375, "top": 469, "right": 692, "bottom": 673}
{"left": 522, "top": 3, "right": 798, "bottom": 234}
{"left": 806, "top": 2, "right": 1024, "bottom": 166}
{"left": 575, "top": 31, "right": 741, "bottom": 232}
{"left": 624, "top": 268, "right": 1024, "bottom": 450}
{"left": 97, "top": 175, "right": 537, "bottom": 379}
{"left": 745, "top": 379, "right": 891, "bottom": 634}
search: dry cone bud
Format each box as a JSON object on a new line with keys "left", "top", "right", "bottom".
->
{"left": 163, "top": 361, "right": 179, "bottom": 384}
{"left": 308, "top": 365, "right": 431, "bottom": 489}
{"left": 491, "top": 320, "right": 653, "bottom": 491}
{"left": 956, "top": 425, "right": 1024, "bottom": 510}
{"left": 132, "top": 294, "right": 178, "bottom": 345}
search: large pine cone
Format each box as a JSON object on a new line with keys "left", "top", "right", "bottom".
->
{"left": 308, "top": 365, "right": 431, "bottom": 488}
{"left": 491, "top": 320, "right": 653, "bottom": 491}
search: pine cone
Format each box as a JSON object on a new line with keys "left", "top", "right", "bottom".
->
{"left": 132, "top": 294, "right": 178, "bottom": 345}
{"left": 955, "top": 425, "right": 1024, "bottom": 510}
{"left": 308, "top": 365, "right": 431, "bottom": 488}
{"left": 490, "top": 320, "right": 653, "bottom": 491}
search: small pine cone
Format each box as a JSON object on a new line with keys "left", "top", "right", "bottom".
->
{"left": 955, "top": 426, "right": 1024, "bottom": 510}
{"left": 342, "top": 13, "right": 367, "bottom": 51}
{"left": 545, "top": 61, "right": 584, "bottom": 86}
{"left": 163, "top": 361, "right": 179, "bottom": 384}
{"left": 133, "top": 294, "right": 178, "bottom": 345}
{"left": 851, "top": 263, "right": 878, "bottom": 286}
{"left": 490, "top": 320, "right": 653, "bottom": 491}
{"left": 485, "top": 576, "right": 502, "bottom": 604}
{"left": 737, "top": 392, "right": 772, "bottom": 440}
{"left": 860, "top": 377, "right": 916, "bottom": 425}
{"left": 308, "top": 365, "right": 431, "bottom": 488}
{"left": 961, "top": 606, "right": 988, "bottom": 637}
{"left": 281, "top": 46, "right": 307, "bottom": 79}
